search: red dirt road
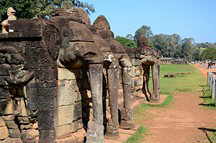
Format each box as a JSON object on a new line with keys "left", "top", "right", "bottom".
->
{"left": 142, "top": 92, "right": 216, "bottom": 143}
{"left": 142, "top": 64, "right": 216, "bottom": 143}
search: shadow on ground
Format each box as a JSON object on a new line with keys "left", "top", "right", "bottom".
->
{"left": 198, "top": 128, "right": 216, "bottom": 143}
{"left": 199, "top": 103, "right": 216, "bottom": 107}
{"left": 199, "top": 96, "right": 212, "bottom": 99}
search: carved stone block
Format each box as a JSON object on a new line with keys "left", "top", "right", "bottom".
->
{"left": 0, "top": 126, "right": 9, "bottom": 140}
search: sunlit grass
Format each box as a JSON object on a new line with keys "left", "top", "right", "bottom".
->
{"left": 201, "top": 85, "right": 216, "bottom": 109}
{"left": 124, "top": 126, "right": 147, "bottom": 143}
{"left": 159, "top": 64, "right": 206, "bottom": 95}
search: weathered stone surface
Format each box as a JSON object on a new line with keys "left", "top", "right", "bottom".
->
{"left": 17, "top": 117, "right": 30, "bottom": 124}
{"left": 0, "top": 126, "right": 9, "bottom": 140}
{"left": 20, "top": 124, "right": 32, "bottom": 130}
{"left": 39, "top": 129, "right": 55, "bottom": 143}
{"left": 0, "top": 64, "right": 10, "bottom": 76}
{"left": 106, "top": 120, "right": 119, "bottom": 137}
{"left": 54, "top": 104, "right": 82, "bottom": 126}
{"left": 21, "top": 129, "right": 39, "bottom": 143}
{"left": 73, "top": 102, "right": 82, "bottom": 120}
{"left": 9, "top": 19, "right": 43, "bottom": 38}
{"left": 0, "top": 117, "right": 6, "bottom": 127}
{"left": 58, "top": 68, "right": 77, "bottom": 80}
{"left": 68, "top": 21, "right": 94, "bottom": 42}
{"left": 32, "top": 122, "right": 38, "bottom": 129}
{"left": 38, "top": 110, "right": 55, "bottom": 130}
{"left": 55, "top": 119, "right": 83, "bottom": 137}
{"left": 1, "top": 138, "right": 22, "bottom": 143}
{"left": 57, "top": 80, "right": 81, "bottom": 106}
{"left": 86, "top": 121, "right": 104, "bottom": 143}
{"left": 34, "top": 67, "right": 57, "bottom": 81}
{"left": 55, "top": 128, "right": 85, "bottom": 143}
{"left": 8, "top": 128, "right": 21, "bottom": 138}
{"left": 37, "top": 87, "right": 57, "bottom": 111}
{"left": 2, "top": 115, "right": 15, "bottom": 121}
{"left": 5, "top": 120, "right": 18, "bottom": 129}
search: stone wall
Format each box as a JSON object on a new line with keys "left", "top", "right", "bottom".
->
{"left": 0, "top": 11, "right": 160, "bottom": 143}
{"left": 124, "top": 48, "right": 144, "bottom": 96}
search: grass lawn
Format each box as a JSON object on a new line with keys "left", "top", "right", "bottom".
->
{"left": 125, "top": 64, "right": 206, "bottom": 143}
{"left": 159, "top": 64, "right": 205, "bottom": 95}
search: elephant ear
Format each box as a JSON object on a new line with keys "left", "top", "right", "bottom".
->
{"left": 43, "top": 21, "right": 61, "bottom": 61}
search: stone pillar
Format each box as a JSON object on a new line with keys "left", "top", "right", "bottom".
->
{"left": 212, "top": 75, "right": 216, "bottom": 104}
{"left": 151, "top": 63, "right": 160, "bottom": 101}
{"left": 120, "top": 66, "right": 134, "bottom": 130}
{"left": 86, "top": 64, "right": 104, "bottom": 143}
{"left": 106, "top": 64, "right": 119, "bottom": 136}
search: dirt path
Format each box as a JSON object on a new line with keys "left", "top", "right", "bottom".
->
{"left": 142, "top": 92, "right": 216, "bottom": 143}
{"left": 141, "top": 64, "right": 216, "bottom": 143}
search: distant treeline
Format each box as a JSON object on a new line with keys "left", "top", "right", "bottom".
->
{"left": 116, "top": 25, "right": 216, "bottom": 61}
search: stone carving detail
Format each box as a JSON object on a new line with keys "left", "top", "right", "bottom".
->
{"left": 93, "top": 16, "right": 134, "bottom": 130}
{"left": 0, "top": 44, "right": 38, "bottom": 142}
{"left": 0, "top": 7, "right": 160, "bottom": 143}
{"left": 125, "top": 34, "right": 160, "bottom": 102}
{"left": 1, "top": 7, "right": 17, "bottom": 33}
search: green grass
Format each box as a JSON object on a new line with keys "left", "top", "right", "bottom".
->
{"left": 209, "top": 132, "right": 216, "bottom": 143}
{"left": 149, "top": 95, "right": 173, "bottom": 107}
{"left": 201, "top": 85, "right": 216, "bottom": 109}
{"left": 124, "top": 126, "right": 147, "bottom": 143}
{"left": 159, "top": 64, "right": 206, "bottom": 95}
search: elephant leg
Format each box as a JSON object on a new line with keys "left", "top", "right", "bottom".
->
{"left": 142, "top": 65, "right": 151, "bottom": 101}
{"left": 142, "top": 74, "right": 150, "bottom": 102}
{"left": 120, "top": 67, "right": 134, "bottom": 130}
{"left": 106, "top": 66, "right": 119, "bottom": 136}
{"left": 86, "top": 64, "right": 104, "bottom": 143}
{"left": 151, "top": 64, "right": 160, "bottom": 101}
{"left": 146, "top": 66, "right": 152, "bottom": 99}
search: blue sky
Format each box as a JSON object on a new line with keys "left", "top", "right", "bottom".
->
{"left": 88, "top": 0, "right": 216, "bottom": 43}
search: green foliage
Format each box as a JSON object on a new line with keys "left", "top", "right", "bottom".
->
{"left": 151, "top": 34, "right": 181, "bottom": 57}
{"left": 135, "top": 25, "right": 153, "bottom": 40}
{"left": 115, "top": 36, "right": 137, "bottom": 48}
{"left": 134, "top": 25, "right": 153, "bottom": 47}
{"left": 0, "top": 0, "right": 95, "bottom": 20}
{"left": 124, "top": 126, "right": 147, "bottom": 143}
{"left": 149, "top": 95, "right": 173, "bottom": 107}
{"left": 0, "top": 0, "right": 41, "bottom": 20}
{"left": 201, "top": 48, "right": 216, "bottom": 60}
{"left": 151, "top": 34, "right": 196, "bottom": 61}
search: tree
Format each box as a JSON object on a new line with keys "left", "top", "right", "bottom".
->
{"left": 201, "top": 48, "right": 216, "bottom": 60}
{"left": 180, "top": 38, "right": 194, "bottom": 61}
{"left": 0, "top": 0, "right": 95, "bottom": 20}
{"left": 191, "top": 47, "right": 201, "bottom": 61}
{"left": 126, "top": 34, "right": 134, "bottom": 41}
{"left": 134, "top": 25, "right": 153, "bottom": 43}
{"left": 151, "top": 34, "right": 181, "bottom": 58}
{"left": 115, "top": 36, "right": 137, "bottom": 48}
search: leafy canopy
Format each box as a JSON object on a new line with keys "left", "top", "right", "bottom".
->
{"left": 115, "top": 36, "right": 137, "bottom": 49}
{"left": 0, "top": 0, "right": 95, "bottom": 20}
